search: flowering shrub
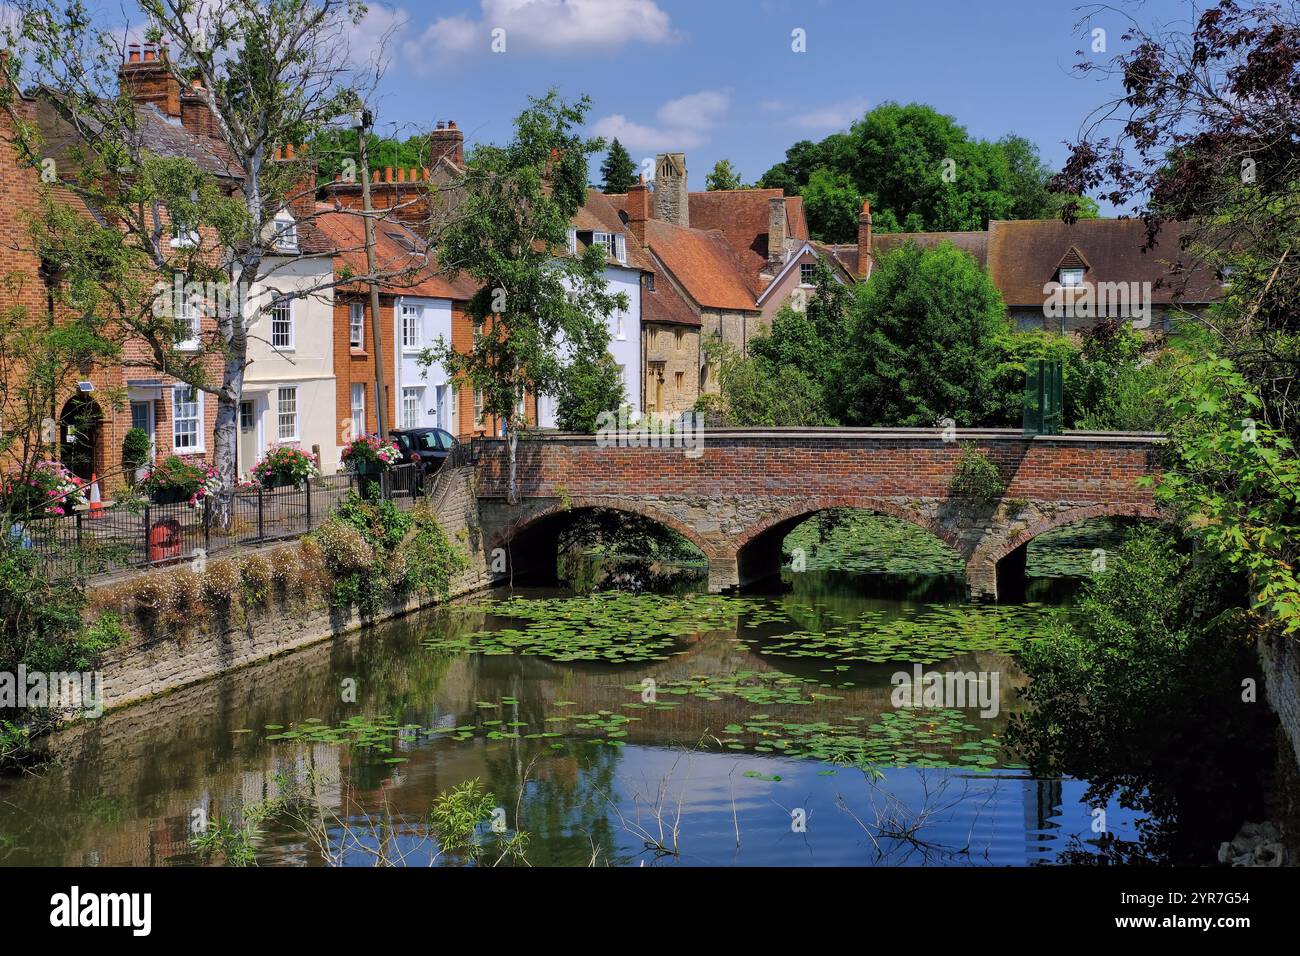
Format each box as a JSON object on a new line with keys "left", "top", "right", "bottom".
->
{"left": 139, "top": 456, "right": 218, "bottom": 507}
{"left": 1, "top": 461, "right": 87, "bottom": 519}
{"left": 251, "top": 446, "right": 319, "bottom": 488}
{"left": 341, "top": 435, "right": 401, "bottom": 471}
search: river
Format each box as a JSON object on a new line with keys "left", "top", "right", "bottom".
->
{"left": 0, "top": 516, "right": 1200, "bottom": 866}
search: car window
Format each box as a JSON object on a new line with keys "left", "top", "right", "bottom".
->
{"left": 392, "top": 434, "right": 411, "bottom": 452}
{"left": 436, "top": 430, "right": 456, "bottom": 450}
{"left": 419, "top": 431, "right": 441, "bottom": 451}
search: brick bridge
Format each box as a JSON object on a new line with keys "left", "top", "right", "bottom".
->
{"left": 470, "top": 428, "right": 1164, "bottom": 600}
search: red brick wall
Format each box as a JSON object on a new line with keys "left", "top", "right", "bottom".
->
{"left": 473, "top": 431, "right": 1161, "bottom": 506}
{"left": 333, "top": 292, "right": 396, "bottom": 441}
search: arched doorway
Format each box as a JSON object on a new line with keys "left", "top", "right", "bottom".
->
{"left": 59, "top": 393, "right": 103, "bottom": 482}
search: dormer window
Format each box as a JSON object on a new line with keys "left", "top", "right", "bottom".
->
{"left": 614, "top": 233, "right": 627, "bottom": 264}
{"left": 273, "top": 211, "right": 298, "bottom": 253}
{"left": 592, "top": 231, "right": 615, "bottom": 258}
{"left": 1058, "top": 267, "right": 1085, "bottom": 287}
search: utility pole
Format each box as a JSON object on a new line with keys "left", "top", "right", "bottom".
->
{"left": 354, "top": 109, "right": 388, "bottom": 438}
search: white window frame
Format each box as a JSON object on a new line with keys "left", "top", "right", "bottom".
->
{"left": 270, "top": 297, "right": 295, "bottom": 351}
{"left": 169, "top": 209, "right": 198, "bottom": 249}
{"left": 401, "top": 304, "right": 422, "bottom": 351}
{"left": 171, "top": 385, "right": 204, "bottom": 453}
{"left": 349, "top": 302, "right": 365, "bottom": 349}
{"left": 276, "top": 385, "right": 299, "bottom": 442}
{"left": 799, "top": 262, "right": 816, "bottom": 287}
{"left": 176, "top": 285, "right": 201, "bottom": 351}
{"left": 350, "top": 383, "right": 366, "bottom": 438}
{"left": 1059, "top": 267, "right": 1086, "bottom": 288}
{"left": 614, "top": 306, "right": 626, "bottom": 340}
{"left": 614, "top": 233, "right": 627, "bottom": 264}
{"left": 592, "top": 231, "right": 616, "bottom": 258}
{"left": 272, "top": 211, "right": 298, "bottom": 253}
{"left": 401, "top": 386, "right": 423, "bottom": 428}
{"left": 566, "top": 228, "right": 578, "bottom": 255}
{"left": 473, "top": 388, "right": 484, "bottom": 426}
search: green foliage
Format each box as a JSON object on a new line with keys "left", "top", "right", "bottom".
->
{"left": 1148, "top": 355, "right": 1300, "bottom": 633}
{"left": 430, "top": 778, "right": 529, "bottom": 864}
{"left": 834, "top": 241, "right": 1007, "bottom": 426}
{"left": 704, "top": 158, "right": 743, "bottom": 191}
{"left": 987, "top": 328, "right": 1082, "bottom": 428}
{"left": 699, "top": 334, "right": 830, "bottom": 427}
{"left": 799, "top": 168, "right": 862, "bottom": 243}
{"left": 947, "top": 444, "right": 1005, "bottom": 500}
{"left": 758, "top": 103, "right": 1093, "bottom": 238}
{"left": 121, "top": 428, "right": 152, "bottom": 476}
{"left": 1008, "top": 527, "right": 1271, "bottom": 861}
{"left": 311, "top": 128, "right": 430, "bottom": 184}
{"left": 424, "top": 91, "right": 623, "bottom": 501}
{"left": 553, "top": 349, "right": 626, "bottom": 433}
{"left": 599, "top": 137, "right": 638, "bottom": 193}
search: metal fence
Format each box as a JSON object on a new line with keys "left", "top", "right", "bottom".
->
{"left": 16, "top": 463, "right": 428, "bottom": 580}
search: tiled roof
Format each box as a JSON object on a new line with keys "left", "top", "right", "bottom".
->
{"left": 36, "top": 96, "right": 241, "bottom": 181}
{"left": 644, "top": 218, "right": 757, "bottom": 312}
{"left": 314, "top": 205, "right": 478, "bottom": 300}
{"left": 871, "top": 231, "right": 989, "bottom": 269}
{"left": 573, "top": 189, "right": 653, "bottom": 271}
{"left": 642, "top": 267, "right": 701, "bottom": 327}
{"left": 824, "top": 244, "right": 861, "bottom": 277}
{"left": 985, "top": 219, "right": 1220, "bottom": 305}
{"left": 687, "top": 187, "right": 793, "bottom": 293}
{"left": 785, "top": 196, "right": 809, "bottom": 241}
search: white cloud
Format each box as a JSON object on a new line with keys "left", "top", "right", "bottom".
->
{"left": 591, "top": 89, "right": 731, "bottom": 154}
{"left": 788, "top": 98, "right": 870, "bottom": 131}
{"left": 348, "top": 4, "right": 412, "bottom": 71}
{"left": 406, "top": 0, "right": 675, "bottom": 62}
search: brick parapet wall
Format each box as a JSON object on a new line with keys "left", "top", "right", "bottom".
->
{"left": 473, "top": 430, "right": 1162, "bottom": 507}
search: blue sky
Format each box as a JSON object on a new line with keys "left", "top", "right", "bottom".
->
{"left": 345, "top": 0, "right": 1203, "bottom": 209}
{"left": 4, "top": 0, "right": 1205, "bottom": 209}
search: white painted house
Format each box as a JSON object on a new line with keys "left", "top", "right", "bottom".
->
{"left": 240, "top": 210, "right": 341, "bottom": 476}
{"left": 537, "top": 191, "right": 646, "bottom": 428}
{"left": 392, "top": 294, "right": 459, "bottom": 432}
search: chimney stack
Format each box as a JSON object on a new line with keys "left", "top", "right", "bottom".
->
{"left": 272, "top": 143, "right": 318, "bottom": 221}
{"left": 625, "top": 174, "right": 651, "bottom": 245}
{"left": 119, "top": 43, "right": 181, "bottom": 119}
{"left": 767, "top": 196, "right": 787, "bottom": 267}
{"left": 428, "top": 120, "right": 464, "bottom": 167}
{"left": 653, "top": 152, "right": 688, "bottom": 228}
{"left": 857, "top": 200, "right": 873, "bottom": 279}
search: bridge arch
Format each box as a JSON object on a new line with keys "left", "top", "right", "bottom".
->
{"left": 732, "top": 496, "right": 964, "bottom": 590}
{"left": 967, "top": 501, "right": 1167, "bottom": 601}
{"left": 485, "top": 496, "right": 717, "bottom": 586}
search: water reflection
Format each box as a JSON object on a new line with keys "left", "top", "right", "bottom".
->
{"left": 0, "top": 570, "right": 1157, "bottom": 867}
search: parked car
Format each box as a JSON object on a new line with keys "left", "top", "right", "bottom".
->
{"left": 389, "top": 427, "right": 459, "bottom": 477}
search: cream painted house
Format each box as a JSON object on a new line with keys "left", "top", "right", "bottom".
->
{"left": 240, "top": 220, "right": 341, "bottom": 477}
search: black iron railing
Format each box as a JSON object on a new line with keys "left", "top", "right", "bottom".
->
{"left": 15, "top": 463, "right": 426, "bottom": 580}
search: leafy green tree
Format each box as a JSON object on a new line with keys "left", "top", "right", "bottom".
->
{"left": 553, "top": 348, "right": 625, "bottom": 433}
{"left": 425, "top": 91, "right": 625, "bottom": 502}
{"left": 799, "top": 168, "right": 862, "bottom": 242}
{"left": 758, "top": 103, "right": 1092, "bottom": 232}
{"left": 834, "top": 241, "right": 1006, "bottom": 426}
{"left": 704, "top": 158, "right": 743, "bottom": 191}
{"left": 599, "top": 137, "right": 637, "bottom": 193}
{"left": 312, "top": 127, "right": 430, "bottom": 183}
{"left": 697, "top": 335, "right": 828, "bottom": 427}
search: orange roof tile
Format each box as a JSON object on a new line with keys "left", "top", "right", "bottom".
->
{"left": 644, "top": 218, "right": 757, "bottom": 311}
{"left": 314, "top": 206, "right": 478, "bottom": 300}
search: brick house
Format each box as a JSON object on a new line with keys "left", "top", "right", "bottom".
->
{"left": 0, "top": 45, "right": 245, "bottom": 492}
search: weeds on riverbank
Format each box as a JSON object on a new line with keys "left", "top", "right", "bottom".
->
{"left": 88, "top": 494, "right": 466, "bottom": 638}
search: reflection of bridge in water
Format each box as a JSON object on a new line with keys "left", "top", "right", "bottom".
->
{"left": 6, "top": 604, "right": 1075, "bottom": 866}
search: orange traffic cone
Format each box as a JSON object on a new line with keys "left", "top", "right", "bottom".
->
{"left": 88, "top": 473, "right": 105, "bottom": 519}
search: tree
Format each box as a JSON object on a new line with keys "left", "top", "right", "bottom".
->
{"left": 799, "top": 168, "right": 862, "bottom": 242}
{"left": 834, "top": 241, "right": 1006, "bottom": 427}
{"left": 1053, "top": 0, "right": 1300, "bottom": 630}
{"left": 599, "top": 137, "right": 637, "bottom": 193}
{"left": 2, "top": 0, "right": 402, "bottom": 520}
{"left": 425, "top": 91, "right": 625, "bottom": 502}
{"left": 704, "top": 158, "right": 743, "bottom": 191}
{"left": 758, "top": 103, "right": 1093, "bottom": 232}
{"left": 554, "top": 348, "right": 625, "bottom": 433}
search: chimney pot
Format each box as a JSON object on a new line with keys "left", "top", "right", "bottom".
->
{"left": 384, "top": 166, "right": 393, "bottom": 183}
{"left": 397, "top": 167, "right": 406, "bottom": 183}
{"left": 448, "top": 120, "right": 457, "bottom": 129}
